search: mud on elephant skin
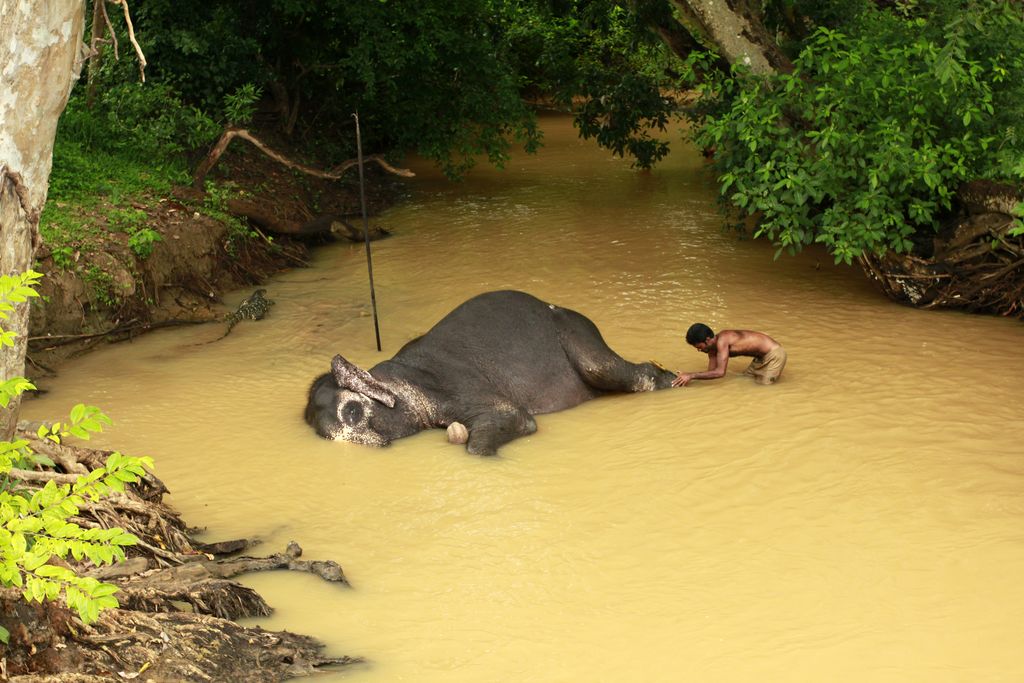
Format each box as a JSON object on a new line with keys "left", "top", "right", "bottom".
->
{"left": 304, "top": 290, "right": 676, "bottom": 455}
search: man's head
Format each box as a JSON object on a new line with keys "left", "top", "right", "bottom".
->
{"left": 686, "top": 323, "right": 715, "bottom": 351}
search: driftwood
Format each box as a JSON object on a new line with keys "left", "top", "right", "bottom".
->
{"left": 1, "top": 425, "right": 360, "bottom": 681}
{"left": 859, "top": 180, "right": 1024, "bottom": 318}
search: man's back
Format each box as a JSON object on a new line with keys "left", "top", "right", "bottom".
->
{"left": 713, "top": 329, "right": 780, "bottom": 359}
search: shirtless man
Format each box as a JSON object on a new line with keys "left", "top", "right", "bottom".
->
{"left": 672, "top": 323, "right": 787, "bottom": 387}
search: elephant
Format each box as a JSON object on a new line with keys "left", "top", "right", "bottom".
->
{"left": 304, "top": 290, "right": 676, "bottom": 456}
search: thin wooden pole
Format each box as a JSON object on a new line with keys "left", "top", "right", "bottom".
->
{"left": 353, "top": 112, "right": 382, "bottom": 351}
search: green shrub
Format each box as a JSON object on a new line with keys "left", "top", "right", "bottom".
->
{"left": 127, "top": 228, "right": 163, "bottom": 260}
{"left": 49, "top": 246, "right": 76, "bottom": 272}
{"left": 105, "top": 209, "right": 162, "bottom": 260}
{"left": 83, "top": 267, "right": 117, "bottom": 308}
{"left": 59, "top": 83, "right": 220, "bottom": 166}
{"left": 223, "top": 83, "right": 262, "bottom": 127}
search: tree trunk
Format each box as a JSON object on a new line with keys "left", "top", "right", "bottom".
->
{"left": 668, "top": 0, "right": 792, "bottom": 75}
{"left": 0, "top": 1, "right": 87, "bottom": 438}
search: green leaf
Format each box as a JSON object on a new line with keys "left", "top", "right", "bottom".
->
{"left": 90, "top": 582, "right": 120, "bottom": 598}
{"left": 95, "top": 594, "right": 119, "bottom": 610}
{"left": 103, "top": 476, "right": 125, "bottom": 493}
{"left": 34, "top": 564, "right": 75, "bottom": 580}
{"left": 114, "top": 469, "right": 139, "bottom": 483}
{"left": 29, "top": 577, "right": 46, "bottom": 602}
{"left": 11, "top": 532, "right": 26, "bottom": 555}
{"left": 22, "top": 552, "right": 50, "bottom": 572}
{"left": 111, "top": 531, "right": 139, "bottom": 546}
{"left": 83, "top": 598, "right": 100, "bottom": 624}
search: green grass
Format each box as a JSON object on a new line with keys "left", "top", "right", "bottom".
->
{"left": 39, "top": 138, "right": 187, "bottom": 265}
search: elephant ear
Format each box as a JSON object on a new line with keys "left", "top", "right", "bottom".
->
{"left": 331, "top": 354, "right": 396, "bottom": 408}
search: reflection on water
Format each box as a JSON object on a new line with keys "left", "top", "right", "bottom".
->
{"left": 22, "top": 113, "right": 1024, "bottom": 682}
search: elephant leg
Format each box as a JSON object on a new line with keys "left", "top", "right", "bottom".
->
{"left": 465, "top": 407, "right": 538, "bottom": 456}
{"left": 553, "top": 307, "right": 675, "bottom": 391}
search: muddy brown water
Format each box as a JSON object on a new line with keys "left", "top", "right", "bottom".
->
{"left": 23, "top": 114, "right": 1024, "bottom": 681}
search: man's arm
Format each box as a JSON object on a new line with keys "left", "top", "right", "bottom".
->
{"left": 672, "top": 343, "right": 731, "bottom": 386}
{"left": 706, "top": 352, "right": 719, "bottom": 372}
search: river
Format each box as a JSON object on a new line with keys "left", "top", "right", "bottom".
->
{"left": 22, "top": 113, "right": 1024, "bottom": 682}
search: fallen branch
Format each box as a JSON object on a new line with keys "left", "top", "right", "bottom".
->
{"left": 6, "top": 468, "right": 79, "bottom": 484}
{"left": 115, "top": 542, "right": 347, "bottom": 622}
{"left": 192, "top": 127, "right": 414, "bottom": 191}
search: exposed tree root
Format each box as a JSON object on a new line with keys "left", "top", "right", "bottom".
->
{"left": 859, "top": 181, "right": 1024, "bottom": 318}
{"left": 1, "top": 425, "right": 359, "bottom": 681}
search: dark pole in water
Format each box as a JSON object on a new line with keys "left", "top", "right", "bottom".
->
{"left": 353, "top": 112, "right": 382, "bottom": 351}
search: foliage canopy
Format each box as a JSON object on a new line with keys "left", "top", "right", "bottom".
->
{"left": 689, "top": 1, "right": 1024, "bottom": 262}
{"left": 52, "top": 0, "right": 1024, "bottom": 267}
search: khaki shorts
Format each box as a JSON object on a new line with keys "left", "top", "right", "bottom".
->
{"left": 743, "top": 346, "right": 787, "bottom": 385}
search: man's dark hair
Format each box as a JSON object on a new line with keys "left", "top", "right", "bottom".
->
{"left": 686, "top": 323, "right": 714, "bottom": 345}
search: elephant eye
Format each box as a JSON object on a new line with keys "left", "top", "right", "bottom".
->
{"left": 340, "top": 400, "right": 364, "bottom": 426}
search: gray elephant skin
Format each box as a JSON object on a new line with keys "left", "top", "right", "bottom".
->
{"left": 304, "top": 290, "right": 676, "bottom": 455}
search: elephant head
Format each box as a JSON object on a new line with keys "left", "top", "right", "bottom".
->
{"left": 304, "top": 354, "right": 404, "bottom": 447}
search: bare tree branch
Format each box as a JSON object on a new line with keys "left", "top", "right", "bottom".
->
{"left": 191, "top": 127, "right": 414, "bottom": 191}
{"left": 109, "top": 0, "right": 147, "bottom": 82}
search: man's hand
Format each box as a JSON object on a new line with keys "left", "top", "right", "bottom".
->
{"left": 672, "top": 372, "right": 693, "bottom": 387}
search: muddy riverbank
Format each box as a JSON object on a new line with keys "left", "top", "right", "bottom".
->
{"left": 27, "top": 139, "right": 404, "bottom": 377}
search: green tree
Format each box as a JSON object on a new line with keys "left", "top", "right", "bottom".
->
{"left": 129, "top": 0, "right": 543, "bottom": 176}
{"left": 687, "top": 2, "right": 1024, "bottom": 263}
{"left": 502, "top": 0, "right": 685, "bottom": 167}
